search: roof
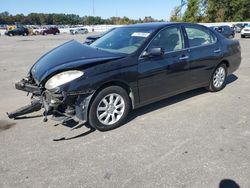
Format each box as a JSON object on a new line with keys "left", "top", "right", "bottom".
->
{"left": 123, "top": 22, "right": 177, "bottom": 29}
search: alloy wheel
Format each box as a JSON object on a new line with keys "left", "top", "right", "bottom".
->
{"left": 213, "top": 67, "right": 226, "bottom": 88}
{"left": 96, "top": 93, "right": 125, "bottom": 126}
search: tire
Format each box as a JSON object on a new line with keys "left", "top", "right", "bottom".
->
{"left": 23, "top": 32, "right": 27, "bottom": 36}
{"left": 9, "top": 33, "right": 13, "bottom": 37}
{"left": 207, "top": 63, "right": 228, "bottom": 92}
{"left": 88, "top": 86, "right": 131, "bottom": 131}
{"left": 241, "top": 35, "right": 245, "bottom": 38}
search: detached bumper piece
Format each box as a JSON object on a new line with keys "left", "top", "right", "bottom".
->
{"left": 7, "top": 78, "right": 42, "bottom": 119}
{"left": 15, "top": 79, "right": 41, "bottom": 96}
{"left": 7, "top": 77, "right": 94, "bottom": 124}
{"left": 7, "top": 99, "right": 42, "bottom": 119}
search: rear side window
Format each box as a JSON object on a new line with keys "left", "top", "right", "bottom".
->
{"left": 185, "top": 26, "right": 217, "bottom": 48}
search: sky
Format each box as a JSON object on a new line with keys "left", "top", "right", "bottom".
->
{"left": 0, "top": 0, "right": 182, "bottom": 20}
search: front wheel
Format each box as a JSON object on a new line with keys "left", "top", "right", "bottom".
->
{"left": 207, "top": 64, "right": 227, "bottom": 92}
{"left": 88, "top": 86, "right": 131, "bottom": 131}
{"left": 241, "top": 35, "right": 245, "bottom": 38}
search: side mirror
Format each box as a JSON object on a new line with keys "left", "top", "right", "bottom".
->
{"left": 141, "top": 48, "right": 164, "bottom": 58}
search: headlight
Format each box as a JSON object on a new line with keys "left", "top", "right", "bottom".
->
{"left": 45, "top": 70, "right": 84, "bottom": 90}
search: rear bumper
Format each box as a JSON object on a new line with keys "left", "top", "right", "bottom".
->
{"left": 228, "top": 53, "right": 241, "bottom": 75}
{"left": 241, "top": 33, "right": 250, "bottom": 36}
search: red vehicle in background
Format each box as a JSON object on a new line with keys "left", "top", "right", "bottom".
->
{"left": 41, "top": 27, "right": 60, "bottom": 35}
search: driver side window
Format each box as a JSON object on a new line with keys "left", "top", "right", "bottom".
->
{"left": 148, "top": 27, "right": 184, "bottom": 53}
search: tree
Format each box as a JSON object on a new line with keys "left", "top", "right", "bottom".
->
{"left": 183, "top": 0, "right": 200, "bottom": 22}
{"left": 206, "top": 0, "right": 250, "bottom": 22}
{"left": 170, "top": 6, "right": 182, "bottom": 22}
{"left": 143, "top": 16, "right": 156, "bottom": 23}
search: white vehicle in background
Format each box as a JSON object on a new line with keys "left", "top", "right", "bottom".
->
{"left": 31, "top": 27, "right": 45, "bottom": 35}
{"left": 70, "top": 28, "right": 88, "bottom": 35}
{"left": 0, "top": 25, "right": 7, "bottom": 36}
{"left": 241, "top": 25, "right": 250, "bottom": 38}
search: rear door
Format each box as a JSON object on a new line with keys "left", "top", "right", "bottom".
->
{"left": 183, "top": 24, "right": 222, "bottom": 87}
{"left": 138, "top": 26, "right": 190, "bottom": 104}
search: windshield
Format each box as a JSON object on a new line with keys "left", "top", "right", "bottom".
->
{"left": 90, "top": 27, "right": 154, "bottom": 54}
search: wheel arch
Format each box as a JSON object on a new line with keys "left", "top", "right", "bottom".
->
{"left": 83, "top": 80, "right": 135, "bottom": 126}
{"left": 220, "top": 59, "right": 229, "bottom": 68}
{"left": 93, "top": 80, "right": 135, "bottom": 110}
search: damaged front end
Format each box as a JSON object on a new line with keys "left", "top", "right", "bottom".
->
{"left": 41, "top": 88, "right": 95, "bottom": 123}
{"left": 7, "top": 40, "right": 123, "bottom": 124}
{"left": 7, "top": 74, "right": 95, "bottom": 124}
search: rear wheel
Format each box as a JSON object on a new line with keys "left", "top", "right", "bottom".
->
{"left": 207, "top": 64, "right": 227, "bottom": 92}
{"left": 88, "top": 86, "right": 131, "bottom": 131}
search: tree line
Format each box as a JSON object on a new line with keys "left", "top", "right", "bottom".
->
{"left": 171, "top": 0, "right": 250, "bottom": 22}
{"left": 0, "top": 12, "right": 162, "bottom": 25}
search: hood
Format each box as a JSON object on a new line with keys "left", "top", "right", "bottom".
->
{"left": 31, "top": 40, "right": 124, "bottom": 83}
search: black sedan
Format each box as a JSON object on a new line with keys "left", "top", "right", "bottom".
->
{"left": 5, "top": 27, "right": 29, "bottom": 36}
{"left": 9, "top": 22, "right": 241, "bottom": 131}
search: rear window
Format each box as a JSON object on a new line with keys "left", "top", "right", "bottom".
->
{"left": 185, "top": 26, "right": 217, "bottom": 48}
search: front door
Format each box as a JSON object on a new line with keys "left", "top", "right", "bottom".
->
{"left": 138, "top": 26, "right": 190, "bottom": 105}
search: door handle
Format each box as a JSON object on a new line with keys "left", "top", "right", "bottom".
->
{"left": 214, "top": 49, "right": 221, "bottom": 53}
{"left": 179, "top": 55, "right": 189, "bottom": 60}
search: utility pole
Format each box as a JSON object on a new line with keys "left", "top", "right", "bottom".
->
{"left": 92, "top": 0, "right": 95, "bottom": 32}
{"left": 92, "top": 0, "right": 95, "bottom": 16}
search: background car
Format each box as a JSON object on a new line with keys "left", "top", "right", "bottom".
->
{"left": 241, "top": 25, "right": 250, "bottom": 38}
{"left": 5, "top": 27, "right": 29, "bottom": 36}
{"left": 233, "top": 25, "right": 242, "bottom": 33}
{"left": 70, "top": 28, "right": 88, "bottom": 35}
{"left": 210, "top": 25, "right": 235, "bottom": 38}
{"left": 234, "top": 23, "right": 249, "bottom": 33}
{"left": 41, "top": 27, "right": 60, "bottom": 35}
{"left": 85, "top": 28, "right": 116, "bottom": 44}
{"left": 31, "top": 26, "right": 44, "bottom": 35}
